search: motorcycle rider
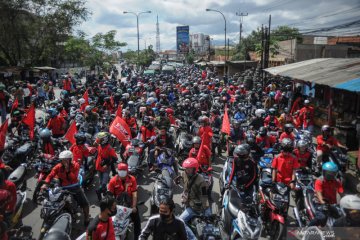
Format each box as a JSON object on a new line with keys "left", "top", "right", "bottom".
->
{"left": 123, "top": 109, "right": 137, "bottom": 138}
{"left": 225, "top": 144, "right": 258, "bottom": 196}
{"left": 316, "top": 125, "right": 347, "bottom": 168}
{"left": 271, "top": 138, "right": 299, "bottom": 189}
{"left": 279, "top": 123, "right": 295, "bottom": 142}
{"left": 155, "top": 108, "right": 171, "bottom": 131}
{"left": 87, "top": 195, "right": 116, "bottom": 240}
{"left": 245, "top": 133, "right": 264, "bottom": 162}
{"left": 137, "top": 116, "right": 156, "bottom": 168}
{"left": 70, "top": 133, "right": 90, "bottom": 168}
{"left": 293, "top": 140, "right": 312, "bottom": 170}
{"left": 228, "top": 120, "right": 245, "bottom": 154}
{"left": 107, "top": 163, "right": 141, "bottom": 240}
{"left": 46, "top": 108, "right": 66, "bottom": 138}
{"left": 38, "top": 128, "right": 58, "bottom": 156}
{"left": 151, "top": 126, "right": 175, "bottom": 171}
{"left": 139, "top": 198, "right": 187, "bottom": 240}
{"left": 299, "top": 99, "right": 314, "bottom": 133}
{"left": 103, "top": 97, "right": 114, "bottom": 113}
{"left": 335, "top": 194, "right": 360, "bottom": 227}
{"left": 308, "top": 162, "right": 344, "bottom": 227}
{"left": 178, "top": 158, "right": 210, "bottom": 240}
{"left": 95, "top": 132, "right": 118, "bottom": 201}
{"left": 198, "top": 116, "right": 213, "bottom": 150}
{"left": 256, "top": 127, "right": 276, "bottom": 149}
{"left": 0, "top": 170, "right": 16, "bottom": 233}
{"left": 264, "top": 108, "right": 280, "bottom": 130}
{"left": 42, "top": 150, "right": 90, "bottom": 226}
{"left": 84, "top": 106, "right": 99, "bottom": 134}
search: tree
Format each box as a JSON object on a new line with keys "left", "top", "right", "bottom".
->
{"left": 0, "top": 0, "right": 89, "bottom": 66}
{"left": 123, "top": 45, "right": 156, "bottom": 67}
{"left": 232, "top": 25, "right": 300, "bottom": 60}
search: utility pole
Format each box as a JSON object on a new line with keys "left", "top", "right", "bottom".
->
{"left": 236, "top": 12, "right": 248, "bottom": 46}
{"left": 156, "top": 15, "right": 160, "bottom": 53}
{"left": 264, "top": 14, "right": 271, "bottom": 69}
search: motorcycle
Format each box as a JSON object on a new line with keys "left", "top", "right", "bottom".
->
{"left": 150, "top": 148, "right": 176, "bottom": 214}
{"left": 32, "top": 154, "right": 60, "bottom": 204}
{"left": 79, "top": 144, "right": 97, "bottom": 188}
{"left": 42, "top": 213, "right": 72, "bottom": 240}
{"left": 175, "top": 126, "right": 193, "bottom": 165}
{"left": 221, "top": 185, "right": 260, "bottom": 239}
{"left": 258, "top": 148, "right": 278, "bottom": 171}
{"left": 2, "top": 136, "right": 37, "bottom": 169}
{"left": 7, "top": 174, "right": 27, "bottom": 229}
{"left": 199, "top": 165, "right": 213, "bottom": 200}
{"left": 258, "top": 169, "right": 290, "bottom": 240}
{"left": 188, "top": 215, "right": 222, "bottom": 240}
{"left": 124, "top": 139, "right": 146, "bottom": 176}
{"left": 7, "top": 163, "right": 27, "bottom": 192}
{"left": 292, "top": 169, "right": 315, "bottom": 227}
{"left": 38, "top": 180, "right": 81, "bottom": 240}
{"left": 219, "top": 156, "right": 233, "bottom": 195}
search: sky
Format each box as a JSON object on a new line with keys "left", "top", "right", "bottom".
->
{"left": 77, "top": 0, "right": 360, "bottom": 51}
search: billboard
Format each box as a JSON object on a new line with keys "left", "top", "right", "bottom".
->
{"left": 176, "top": 26, "right": 190, "bottom": 53}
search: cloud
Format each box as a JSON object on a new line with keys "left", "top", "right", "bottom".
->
{"left": 76, "top": 0, "right": 360, "bottom": 50}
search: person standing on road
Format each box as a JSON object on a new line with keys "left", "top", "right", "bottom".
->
{"left": 139, "top": 198, "right": 187, "bottom": 240}
{"left": 107, "top": 162, "right": 141, "bottom": 240}
{"left": 87, "top": 195, "right": 116, "bottom": 240}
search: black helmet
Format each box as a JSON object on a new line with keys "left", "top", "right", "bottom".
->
{"left": 192, "top": 136, "right": 201, "bottom": 145}
{"left": 43, "top": 230, "right": 71, "bottom": 240}
{"left": 40, "top": 128, "right": 51, "bottom": 141}
{"left": 246, "top": 133, "right": 256, "bottom": 144}
{"left": 259, "top": 127, "right": 267, "bottom": 137}
{"left": 143, "top": 116, "right": 150, "bottom": 124}
{"left": 74, "top": 133, "right": 86, "bottom": 145}
{"left": 281, "top": 138, "right": 293, "bottom": 152}
{"left": 269, "top": 108, "right": 276, "bottom": 116}
{"left": 233, "top": 144, "right": 250, "bottom": 159}
{"left": 233, "top": 120, "right": 241, "bottom": 128}
{"left": 284, "top": 124, "right": 294, "bottom": 133}
{"left": 159, "top": 108, "right": 166, "bottom": 116}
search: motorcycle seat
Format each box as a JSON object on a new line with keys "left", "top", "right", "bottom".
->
{"left": 15, "top": 143, "right": 32, "bottom": 156}
{"left": 259, "top": 170, "right": 272, "bottom": 187}
{"left": 8, "top": 165, "right": 26, "bottom": 186}
{"left": 228, "top": 189, "right": 243, "bottom": 217}
{"left": 48, "top": 213, "right": 72, "bottom": 234}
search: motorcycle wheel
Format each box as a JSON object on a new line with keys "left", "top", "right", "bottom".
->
{"left": 33, "top": 180, "right": 45, "bottom": 204}
{"left": 270, "top": 221, "right": 286, "bottom": 240}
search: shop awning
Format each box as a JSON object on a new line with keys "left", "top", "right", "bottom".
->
{"left": 33, "top": 66, "right": 56, "bottom": 70}
{"left": 264, "top": 58, "right": 360, "bottom": 92}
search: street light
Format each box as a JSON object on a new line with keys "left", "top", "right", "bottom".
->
{"left": 123, "top": 10, "right": 151, "bottom": 61}
{"left": 206, "top": 8, "right": 227, "bottom": 61}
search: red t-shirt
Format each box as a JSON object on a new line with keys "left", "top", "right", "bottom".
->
{"left": 87, "top": 216, "right": 115, "bottom": 240}
{"left": 293, "top": 149, "right": 312, "bottom": 168}
{"left": 95, "top": 144, "right": 117, "bottom": 172}
{"left": 70, "top": 144, "right": 90, "bottom": 165}
{"left": 140, "top": 126, "right": 156, "bottom": 143}
{"left": 188, "top": 145, "right": 211, "bottom": 166}
{"left": 47, "top": 116, "right": 65, "bottom": 135}
{"left": 45, "top": 162, "right": 80, "bottom": 186}
{"left": 1, "top": 180, "right": 17, "bottom": 212}
{"left": 271, "top": 152, "right": 300, "bottom": 185}
{"left": 279, "top": 132, "right": 295, "bottom": 142}
{"left": 314, "top": 177, "right": 343, "bottom": 204}
{"left": 108, "top": 175, "right": 137, "bottom": 198}
{"left": 42, "top": 142, "right": 55, "bottom": 155}
{"left": 256, "top": 135, "right": 277, "bottom": 149}
{"left": 316, "top": 135, "right": 339, "bottom": 153}
{"left": 198, "top": 126, "right": 213, "bottom": 149}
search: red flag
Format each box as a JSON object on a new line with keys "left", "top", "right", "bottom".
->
{"left": 110, "top": 96, "right": 114, "bottom": 106}
{"left": 22, "top": 104, "right": 35, "bottom": 140}
{"left": 196, "top": 138, "right": 204, "bottom": 161}
{"left": 109, "top": 116, "right": 131, "bottom": 147}
{"left": 83, "top": 89, "right": 89, "bottom": 106}
{"left": 221, "top": 106, "right": 231, "bottom": 135}
{"left": 0, "top": 119, "right": 9, "bottom": 151}
{"left": 64, "top": 120, "right": 77, "bottom": 145}
{"left": 116, "top": 104, "right": 122, "bottom": 118}
{"left": 11, "top": 98, "right": 19, "bottom": 114}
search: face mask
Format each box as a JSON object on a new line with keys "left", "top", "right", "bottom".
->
{"left": 160, "top": 213, "right": 171, "bottom": 221}
{"left": 108, "top": 208, "right": 117, "bottom": 217}
{"left": 118, "top": 170, "right": 127, "bottom": 178}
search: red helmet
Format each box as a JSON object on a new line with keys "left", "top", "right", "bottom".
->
{"left": 182, "top": 158, "right": 199, "bottom": 172}
{"left": 166, "top": 108, "right": 174, "bottom": 115}
{"left": 117, "top": 162, "right": 128, "bottom": 171}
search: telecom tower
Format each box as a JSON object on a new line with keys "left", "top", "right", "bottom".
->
{"left": 156, "top": 15, "right": 160, "bottom": 53}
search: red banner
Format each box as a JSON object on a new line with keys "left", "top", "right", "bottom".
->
{"left": 11, "top": 98, "right": 18, "bottom": 114}
{"left": 221, "top": 106, "right": 231, "bottom": 135}
{"left": 0, "top": 119, "right": 9, "bottom": 151}
{"left": 64, "top": 120, "right": 77, "bottom": 145}
{"left": 22, "top": 104, "right": 35, "bottom": 140}
{"left": 109, "top": 116, "right": 131, "bottom": 147}
{"left": 83, "top": 89, "right": 89, "bottom": 105}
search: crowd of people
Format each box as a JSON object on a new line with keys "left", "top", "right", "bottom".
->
{"left": 0, "top": 64, "right": 359, "bottom": 240}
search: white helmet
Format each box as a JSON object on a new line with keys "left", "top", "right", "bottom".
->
{"left": 59, "top": 150, "right": 73, "bottom": 160}
{"left": 78, "top": 98, "right": 85, "bottom": 104}
{"left": 340, "top": 195, "right": 360, "bottom": 210}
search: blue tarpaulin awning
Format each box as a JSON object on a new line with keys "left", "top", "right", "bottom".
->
{"left": 334, "top": 78, "right": 360, "bottom": 92}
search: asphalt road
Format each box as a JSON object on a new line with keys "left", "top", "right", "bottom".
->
{"left": 20, "top": 84, "right": 299, "bottom": 240}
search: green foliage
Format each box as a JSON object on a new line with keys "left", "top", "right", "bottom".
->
{"left": 123, "top": 45, "right": 156, "bottom": 67}
{"left": 232, "top": 25, "right": 300, "bottom": 60}
{"left": 0, "top": 0, "right": 90, "bottom": 66}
